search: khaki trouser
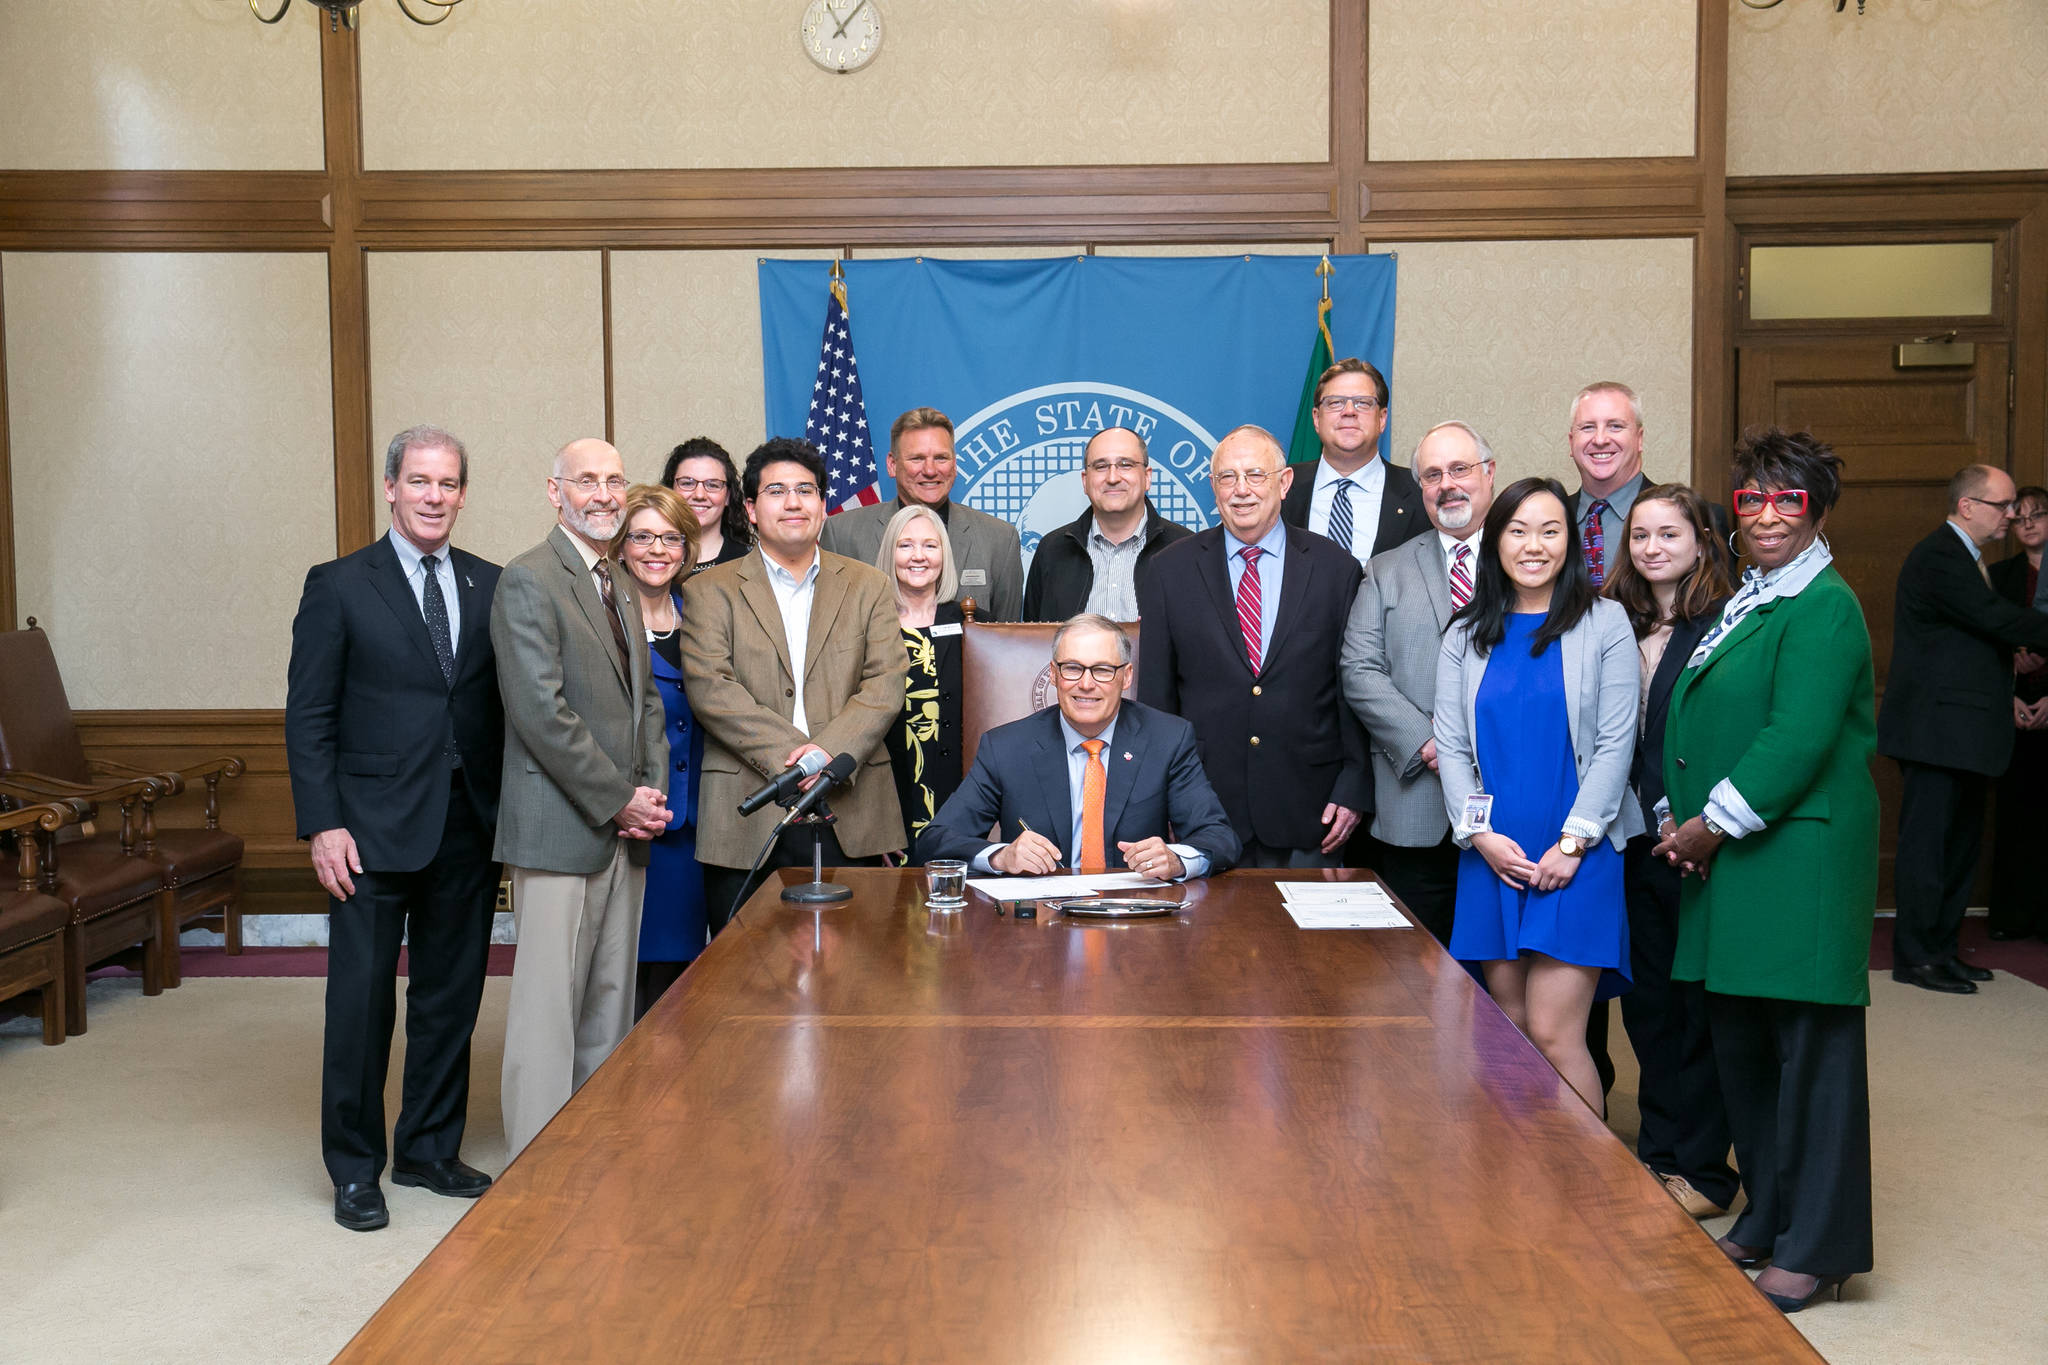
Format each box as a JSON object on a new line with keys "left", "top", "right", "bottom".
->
{"left": 500, "top": 848, "right": 643, "bottom": 1158}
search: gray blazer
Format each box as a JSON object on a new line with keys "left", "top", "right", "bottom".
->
{"left": 819, "top": 498, "right": 1025, "bottom": 621}
{"left": 491, "top": 525, "right": 669, "bottom": 875}
{"left": 1339, "top": 531, "right": 1460, "bottom": 848}
{"left": 1433, "top": 596, "right": 1641, "bottom": 851}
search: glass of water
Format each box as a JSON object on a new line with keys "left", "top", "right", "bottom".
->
{"left": 925, "top": 859, "right": 968, "bottom": 911}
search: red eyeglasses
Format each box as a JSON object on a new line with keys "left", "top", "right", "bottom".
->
{"left": 1733, "top": 489, "right": 1809, "bottom": 518}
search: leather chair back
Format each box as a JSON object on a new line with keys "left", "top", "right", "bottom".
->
{"left": 0, "top": 627, "right": 92, "bottom": 785}
{"left": 959, "top": 618, "right": 1140, "bottom": 776}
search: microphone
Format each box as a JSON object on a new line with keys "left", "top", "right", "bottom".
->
{"left": 738, "top": 748, "right": 829, "bottom": 816}
{"left": 774, "top": 752, "right": 857, "bottom": 831}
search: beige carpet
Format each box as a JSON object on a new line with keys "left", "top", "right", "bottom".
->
{"left": 3, "top": 970, "right": 2045, "bottom": 1364}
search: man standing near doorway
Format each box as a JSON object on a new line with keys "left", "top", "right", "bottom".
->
{"left": 1281, "top": 358, "right": 1427, "bottom": 567}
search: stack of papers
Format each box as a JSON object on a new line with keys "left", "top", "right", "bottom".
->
{"left": 963, "top": 871, "right": 1169, "bottom": 902}
{"left": 1277, "top": 880, "right": 1411, "bottom": 930}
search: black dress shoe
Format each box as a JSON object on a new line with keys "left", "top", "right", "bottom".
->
{"left": 392, "top": 1157, "right": 493, "bottom": 1198}
{"left": 1944, "top": 957, "right": 1993, "bottom": 983}
{"left": 335, "top": 1181, "right": 389, "bottom": 1231}
{"left": 1893, "top": 962, "right": 1976, "bottom": 994}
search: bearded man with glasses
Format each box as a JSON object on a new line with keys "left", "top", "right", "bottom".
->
{"left": 1280, "top": 357, "right": 1427, "bottom": 567}
{"left": 915, "top": 614, "right": 1238, "bottom": 880}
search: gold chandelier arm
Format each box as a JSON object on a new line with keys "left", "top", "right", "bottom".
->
{"left": 395, "top": 0, "right": 461, "bottom": 22}
{"left": 248, "top": 0, "right": 293, "bottom": 22}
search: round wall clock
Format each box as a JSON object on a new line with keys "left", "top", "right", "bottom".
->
{"left": 801, "top": 1, "right": 883, "bottom": 74}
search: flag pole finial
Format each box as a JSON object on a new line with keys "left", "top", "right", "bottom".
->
{"left": 829, "top": 257, "right": 848, "bottom": 313}
{"left": 1316, "top": 254, "right": 1333, "bottom": 301}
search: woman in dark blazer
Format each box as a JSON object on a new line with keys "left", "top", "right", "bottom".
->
{"left": 875, "top": 503, "right": 964, "bottom": 844}
{"left": 1657, "top": 429, "right": 1876, "bottom": 1313}
{"left": 1988, "top": 484, "right": 2048, "bottom": 941}
{"left": 1602, "top": 485, "right": 1737, "bottom": 1222}
{"left": 611, "top": 485, "right": 708, "bottom": 1019}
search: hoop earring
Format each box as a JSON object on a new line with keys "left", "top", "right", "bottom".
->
{"left": 1727, "top": 530, "right": 1741, "bottom": 557}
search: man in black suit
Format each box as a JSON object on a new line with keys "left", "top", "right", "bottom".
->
{"left": 916, "top": 614, "right": 1239, "bottom": 878}
{"left": 1280, "top": 357, "right": 1428, "bottom": 566}
{"left": 1141, "top": 425, "right": 1368, "bottom": 867}
{"left": 1562, "top": 380, "right": 1733, "bottom": 587}
{"left": 1878, "top": 464, "right": 2048, "bottom": 993}
{"left": 1022, "top": 427, "right": 1191, "bottom": 621}
{"left": 286, "top": 425, "right": 504, "bottom": 1232}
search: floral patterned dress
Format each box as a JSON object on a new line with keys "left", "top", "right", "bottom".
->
{"left": 884, "top": 600, "right": 964, "bottom": 843}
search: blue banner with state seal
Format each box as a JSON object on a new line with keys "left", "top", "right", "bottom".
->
{"left": 759, "top": 253, "right": 1396, "bottom": 567}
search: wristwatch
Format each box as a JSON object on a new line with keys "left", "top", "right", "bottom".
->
{"left": 1701, "top": 812, "right": 1730, "bottom": 839}
{"left": 1557, "top": 834, "right": 1588, "bottom": 858}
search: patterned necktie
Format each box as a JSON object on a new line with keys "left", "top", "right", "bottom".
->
{"left": 420, "top": 554, "right": 455, "bottom": 685}
{"left": 594, "top": 562, "right": 633, "bottom": 676}
{"left": 1329, "top": 479, "right": 1356, "bottom": 556}
{"left": 1079, "top": 739, "right": 1107, "bottom": 872}
{"left": 1235, "top": 545, "right": 1266, "bottom": 673}
{"left": 1450, "top": 541, "right": 1474, "bottom": 610}
{"left": 1583, "top": 499, "right": 1611, "bottom": 587}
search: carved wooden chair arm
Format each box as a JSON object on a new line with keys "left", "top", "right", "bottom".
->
{"left": 95, "top": 756, "right": 245, "bottom": 828}
{"left": 1, "top": 797, "right": 88, "bottom": 893}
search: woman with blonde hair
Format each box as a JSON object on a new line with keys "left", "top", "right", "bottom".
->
{"left": 874, "top": 503, "right": 964, "bottom": 843}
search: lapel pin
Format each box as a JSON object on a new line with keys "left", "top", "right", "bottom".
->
{"left": 1122, "top": 751, "right": 1133, "bottom": 762}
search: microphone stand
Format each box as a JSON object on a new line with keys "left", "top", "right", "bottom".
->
{"left": 780, "top": 798, "right": 852, "bottom": 904}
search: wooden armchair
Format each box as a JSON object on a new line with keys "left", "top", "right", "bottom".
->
{"left": 0, "top": 623, "right": 243, "bottom": 994}
{"left": 0, "top": 799, "right": 88, "bottom": 1045}
{"left": 957, "top": 603, "right": 1141, "bottom": 775}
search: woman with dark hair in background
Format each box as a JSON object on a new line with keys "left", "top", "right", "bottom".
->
{"left": 1987, "top": 484, "right": 2048, "bottom": 942}
{"left": 1435, "top": 475, "right": 1639, "bottom": 1114}
{"left": 662, "top": 437, "right": 752, "bottom": 572}
{"left": 1656, "top": 428, "right": 1876, "bottom": 1312}
{"left": 1602, "top": 484, "right": 1738, "bottom": 1222}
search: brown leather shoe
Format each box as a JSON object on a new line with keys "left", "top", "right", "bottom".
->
{"left": 1661, "top": 1173, "right": 1728, "bottom": 1219}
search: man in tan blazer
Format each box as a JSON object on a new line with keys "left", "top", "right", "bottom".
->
{"left": 682, "top": 438, "right": 908, "bottom": 925}
{"left": 491, "top": 437, "right": 669, "bottom": 1158}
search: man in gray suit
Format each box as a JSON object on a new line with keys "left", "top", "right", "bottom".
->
{"left": 1339, "top": 421, "right": 1496, "bottom": 943}
{"left": 491, "top": 437, "right": 669, "bottom": 1158}
{"left": 818, "top": 406, "right": 1025, "bottom": 620}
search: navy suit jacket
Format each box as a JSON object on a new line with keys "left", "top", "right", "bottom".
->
{"left": 913, "top": 700, "right": 1240, "bottom": 873}
{"left": 285, "top": 535, "right": 504, "bottom": 872}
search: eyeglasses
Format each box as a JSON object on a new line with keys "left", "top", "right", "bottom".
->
{"left": 1733, "top": 489, "right": 1810, "bottom": 518}
{"left": 2016, "top": 511, "right": 2048, "bottom": 527}
{"left": 672, "top": 477, "right": 727, "bottom": 495}
{"left": 1417, "top": 460, "right": 1492, "bottom": 488}
{"left": 1965, "top": 495, "right": 2018, "bottom": 515}
{"left": 556, "top": 474, "right": 630, "bottom": 495}
{"left": 1052, "top": 661, "right": 1127, "bottom": 683}
{"left": 1211, "top": 468, "right": 1277, "bottom": 491}
{"left": 625, "top": 531, "right": 686, "bottom": 549}
{"left": 1317, "top": 395, "right": 1382, "bottom": 414}
{"left": 1085, "top": 459, "right": 1145, "bottom": 476}
{"left": 757, "top": 482, "right": 822, "bottom": 501}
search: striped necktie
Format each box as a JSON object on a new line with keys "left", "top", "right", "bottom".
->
{"left": 1583, "top": 499, "right": 1610, "bottom": 587}
{"left": 1329, "top": 479, "right": 1356, "bottom": 556}
{"left": 1236, "top": 546, "right": 1266, "bottom": 673}
{"left": 1450, "top": 542, "right": 1473, "bottom": 610}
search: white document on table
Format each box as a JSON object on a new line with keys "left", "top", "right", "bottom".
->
{"left": 1281, "top": 901, "right": 1411, "bottom": 930}
{"left": 1277, "top": 882, "right": 1398, "bottom": 906}
{"left": 964, "top": 871, "right": 1170, "bottom": 902}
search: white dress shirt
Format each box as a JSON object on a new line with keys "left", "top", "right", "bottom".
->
{"left": 1437, "top": 528, "right": 1479, "bottom": 592}
{"left": 1083, "top": 516, "right": 1145, "bottom": 620}
{"left": 1223, "top": 517, "right": 1288, "bottom": 664}
{"left": 388, "top": 527, "right": 461, "bottom": 647}
{"left": 762, "top": 547, "right": 822, "bottom": 734}
{"left": 1308, "top": 455, "right": 1387, "bottom": 565}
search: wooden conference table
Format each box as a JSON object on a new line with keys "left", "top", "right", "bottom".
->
{"left": 337, "top": 869, "right": 1818, "bottom": 1363}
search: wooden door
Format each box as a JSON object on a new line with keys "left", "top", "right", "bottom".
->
{"left": 1735, "top": 340, "right": 2010, "bottom": 904}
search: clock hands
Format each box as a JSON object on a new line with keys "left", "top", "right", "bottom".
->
{"left": 832, "top": 0, "right": 871, "bottom": 39}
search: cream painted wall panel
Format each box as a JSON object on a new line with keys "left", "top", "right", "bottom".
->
{"left": 1375, "top": 239, "right": 1692, "bottom": 488}
{"left": 1729, "top": 0, "right": 2048, "bottom": 175}
{"left": 0, "top": 0, "right": 322, "bottom": 170}
{"left": 367, "top": 253, "right": 606, "bottom": 568}
{"left": 4, "top": 252, "right": 334, "bottom": 708}
{"left": 1095, "top": 243, "right": 1328, "bottom": 256}
{"left": 1369, "top": 0, "right": 1694, "bottom": 161}
{"left": 360, "top": 0, "right": 1326, "bottom": 169}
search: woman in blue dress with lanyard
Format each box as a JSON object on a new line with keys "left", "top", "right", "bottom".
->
{"left": 611, "top": 484, "right": 706, "bottom": 1020}
{"left": 1435, "top": 476, "right": 1640, "bottom": 1113}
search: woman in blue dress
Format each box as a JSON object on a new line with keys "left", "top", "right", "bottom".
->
{"left": 1434, "top": 476, "right": 1641, "bottom": 1113}
{"left": 611, "top": 484, "right": 707, "bottom": 1021}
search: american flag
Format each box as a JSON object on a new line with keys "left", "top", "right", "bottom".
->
{"left": 805, "top": 271, "right": 881, "bottom": 512}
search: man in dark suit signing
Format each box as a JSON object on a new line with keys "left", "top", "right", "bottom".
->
{"left": 1279, "top": 357, "right": 1427, "bottom": 567}
{"left": 916, "top": 614, "right": 1239, "bottom": 879}
{"left": 1141, "top": 424, "right": 1369, "bottom": 867}
{"left": 286, "top": 425, "right": 504, "bottom": 1232}
{"left": 1878, "top": 463, "right": 2048, "bottom": 993}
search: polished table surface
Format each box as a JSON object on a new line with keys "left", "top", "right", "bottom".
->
{"left": 336, "top": 869, "right": 1820, "bottom": 1363}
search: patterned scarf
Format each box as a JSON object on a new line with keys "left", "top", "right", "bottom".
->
{"left": 1688, "top": 536, "right": 1834, "bottom": 669}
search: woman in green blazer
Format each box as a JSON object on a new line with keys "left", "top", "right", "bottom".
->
{"left": 1655, "top": 428, "right": 1876, "bottom": 1315}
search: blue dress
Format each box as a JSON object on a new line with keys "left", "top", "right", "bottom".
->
{"left": 641, "top": 597, "right": 708, "bottom": 963}
{"left": 1449, "top": 613, "right": 1629, "bottom": 997}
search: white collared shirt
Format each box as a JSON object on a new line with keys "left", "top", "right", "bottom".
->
{"left": 761, "top": 546, "right": 822, "bottom": 734}
{"left": 1436, "top": 528, "right": 1479, "bottom": 590}
{"left": 388, "top": 528, "right": 461, "bottom": 647}
{"left": 1083, "top": 516, "right": 1145, "bottom": 620}
{"left": 1308, "top": 455, "right": 1387, "bottom": 565}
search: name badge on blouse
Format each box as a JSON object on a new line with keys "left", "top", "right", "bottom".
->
{"left": 1463, "top": 793, "right": 1494, "bottom": 833}
{"left": 930, "top": 622, "right": 963, "bottom": 638}
{"left": 959, "top": 569, "right": 988, "bottom": 587}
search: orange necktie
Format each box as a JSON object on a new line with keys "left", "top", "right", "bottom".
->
{"left": 1079, "top": 739, "right": 1107, "bottom": 872}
